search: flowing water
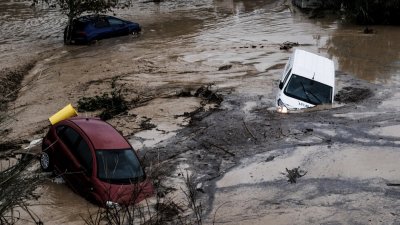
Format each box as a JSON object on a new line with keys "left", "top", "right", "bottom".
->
{"left": 1, "top": 0, "right": 400, "bottom": 224}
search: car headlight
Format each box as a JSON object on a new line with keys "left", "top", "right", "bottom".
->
{"left": 277, "top": 99, "right": 288, "bottom": 113}
{"left": 106, "top": 201, "right": 120, "bottom": 209}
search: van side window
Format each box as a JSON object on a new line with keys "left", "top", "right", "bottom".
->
{"left": 282, "top": 69, "right": 292, "bottom": 87}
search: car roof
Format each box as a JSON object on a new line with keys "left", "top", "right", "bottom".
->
{"left": 76, "top": 14, "right": 109, "bottom": 22}
{"left": 291, "top": 49, "right": 335, "bottom": 87}
{"left": 68, "top": 117, "right": 131, "bottom": 150}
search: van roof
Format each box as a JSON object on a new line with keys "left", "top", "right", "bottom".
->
{"left": 291, "top": 49, "right": 335, "bottom": 86}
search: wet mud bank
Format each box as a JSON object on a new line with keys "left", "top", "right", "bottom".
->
{"left": 0, "top": 63, "right": 35, "bottom": 108}
{"left": 147, "top": 76, "right": 400, "bottom": 224}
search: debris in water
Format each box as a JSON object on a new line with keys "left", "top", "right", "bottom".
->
{"left": 279, "top": 41, "right": 299, "bottom": 50}
{"left": 285, "top": 167, "right": 307, "bottom": 183}
{"left": 53, "top": 177, "right": 65, "bottom": 184}
{"left": 176, "top": 85, "right": 223, "bottom": 105}
{"left": 265, "top": 155, "right": 275, "bottom": 162}
{"left": 0, "top": 140, "right": 23, "bottom": 152}
{"left": 363, "top": 26, "right": 374, "bottom": 34}
{"left": 196, "top": 182, "right": 205, "bottom": 193}
{"left": 218, "top": 65, "right": 232, "bottom": 71}
{"left": 77, "top": 89, "right": 128, "bottom": 120}
{"left": 194, "top": 85, "right": 223, "bottom": 104}
{"left": 176, "top": 89, "right": 192, "bottom": 97}
{"left": 304, "top": 128, "right": 313, "bottom": 133}
{"left": 334, "top": 87, "right": 373, "bottom": 103}
{"left": 155, "top": 202, "right": 183, "bottom": 218}
{"left": 24, "top": 139, "right": 42, "bottom": 150}
{"left": 140, "top": 117, "right": 156, "bottom": 130}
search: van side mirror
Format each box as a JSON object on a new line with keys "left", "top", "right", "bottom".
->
{"left": 279, "top": 82, "right": 283, "bottom": 90}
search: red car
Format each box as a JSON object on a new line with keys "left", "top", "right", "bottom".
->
{"left": 40, "top": 117, "right": 153, "bottom": 206}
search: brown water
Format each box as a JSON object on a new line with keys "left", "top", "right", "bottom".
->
{"left": 327, "top": 25, "right": 400, "bottom": 82}
{"left": 1, "top": 0, "right": 400, "bottom": 224}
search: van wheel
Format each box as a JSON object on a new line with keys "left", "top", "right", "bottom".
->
{"left": 40, "top": 152, "right": 53, "bottom": 172}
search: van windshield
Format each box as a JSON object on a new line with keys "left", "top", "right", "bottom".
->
{"left": 96, "top": 149, "right": 144, "bottom": 184}
{"left": 284, "top": 74, "right": 332, "bottom": 105}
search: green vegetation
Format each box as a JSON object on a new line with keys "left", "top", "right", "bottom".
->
{"left": 77, "top": 90, "right": 128, "bottom": 120}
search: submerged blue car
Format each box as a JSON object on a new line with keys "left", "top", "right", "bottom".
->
{"left": 64, "top": 15, "right": 141, "bottom": 44}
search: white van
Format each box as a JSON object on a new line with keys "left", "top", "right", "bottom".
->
{"left": 276, "top": 49, "right": 335, "bottom": 113}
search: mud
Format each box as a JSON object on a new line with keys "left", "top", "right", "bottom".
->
{"left": 0, "top": 140, "right": 24, "bottom": 152}
{"left": 1, "top": 0, "right": 400, "bottom": 224}
{"left": 0, "top": 62, "right": 35, "bottom": 113}
{"left": 334, "top": 86, "right": 373, "bottom": 103}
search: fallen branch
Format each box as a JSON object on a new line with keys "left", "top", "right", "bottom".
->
{"left": 285, "top": 167, "right": 307, "bottom": 184}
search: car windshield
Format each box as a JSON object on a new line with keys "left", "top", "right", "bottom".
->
{"left": 96, "top": 149, "right": 144, "bottom": 184}
{"left": 284, "top": 74, "right": 332, "bottom": 105}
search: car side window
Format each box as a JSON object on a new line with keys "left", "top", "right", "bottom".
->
{"left": 56, "top": 125, "right": 65, "bottom": 134}
{"left": 94, "top": 18, "right": 110, "bottom": 28}
{"left": 76, "top": 139, "right": 93, "bottom": 175}
{"left": 59, "top": 127, "right": 80, "bottom": 150}
{"left": 108, "top": 18, "right": 125, "bottom": 26}
{"left": 58, "top": 126, "right": 93, "bottom": 174}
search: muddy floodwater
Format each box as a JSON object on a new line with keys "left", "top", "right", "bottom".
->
{"left": 1, "top": 0, "right": 400, "bottom": 224}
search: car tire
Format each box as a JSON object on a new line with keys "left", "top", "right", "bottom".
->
{"left": 40, "top": 151, "right": 53, "bottom": 172}
{"left": 131, "top": 30, "right": 140, "bottom": 36}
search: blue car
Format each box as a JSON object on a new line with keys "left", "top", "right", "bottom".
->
{"left": 64, "top": 15, "right": 141, "bottom": 44}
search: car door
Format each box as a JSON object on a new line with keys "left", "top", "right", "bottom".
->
{"left": 93, "top": 17, "right": 112, "bottom": 40}
{"left": 54, "top": 125, "right": 80, "bottom": 175}
{"left": 55, "top": 126, "right": 93, "bottom": 196}
{"left": 107, "top": 17, "right": 129, "bottom": 36}
{"left": 72, "top": 136, "right": 95, "bottom": 197}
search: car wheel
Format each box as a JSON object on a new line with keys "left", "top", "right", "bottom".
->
{"left": 40, "top": 152, "right": 53, "bottom": 172}
{"left": 131, "top": 30, "right": 140, "bottom": 36}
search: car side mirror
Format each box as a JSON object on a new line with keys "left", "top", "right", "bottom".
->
{"left": 279, "top": 82, "right": 283, "bottom": 89}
